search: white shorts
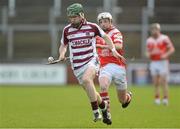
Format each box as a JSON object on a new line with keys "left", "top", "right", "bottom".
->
{"left": 149, "top": 60, "right": 169, "bottom": 78}
{"left": 73, "top": 57, "right": 100, "bottom": 84}
{"left": 99, "top": 63, "right": 127, "bottom": 90}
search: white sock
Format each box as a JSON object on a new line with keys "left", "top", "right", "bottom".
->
{"left": 93, "top": 109, "right": 99, "bottom": 114}
{"left": 155, "top": 99, "right": 161, "bottom": 105}
{"left": 162, "top": 98, "right": 168, "bottom": 106}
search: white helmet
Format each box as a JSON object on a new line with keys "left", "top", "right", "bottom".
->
{"left": 97, "top": 12, "right": 112, "bottom": 23}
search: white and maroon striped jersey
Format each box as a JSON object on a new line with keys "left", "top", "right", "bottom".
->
{"left": 61, "top": 20, "right": 106, "bottom": 70}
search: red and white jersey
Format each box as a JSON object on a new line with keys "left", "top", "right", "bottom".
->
{"left": 146, "top": 34, "right": 173, "bottom": 61}
{"left": 61, "top": 20, "right": 106, "bottom": 70}
{"left": 96, "top": 26, "right": 125, "bottom": 67}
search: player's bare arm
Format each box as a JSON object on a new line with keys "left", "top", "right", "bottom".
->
{"left": 161, "top": 42, "right": 175, "bottom": 59}
{"left": 96, "top": 42, "right": 122, "bottom": 50}
{"left": 102, "top": 34, "right": 115, "bottom": 50}
{"left": 102, "top": 34, "right": 126, "bottom": 62}
{"left": 145, "top": 51, "right": 150, "bottom": 59}
{"left": 114, "top": 43, "right": 123, "bottom": 50}
{"left": 58, "top": 44, "right": 68, "bottom": 61}
{"left": 145, "top": 45, "right": 151, "bottom": 59}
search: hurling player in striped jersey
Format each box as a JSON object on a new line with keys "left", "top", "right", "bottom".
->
{"left": 58, "top": 3, "right": 125, "bottom": 125}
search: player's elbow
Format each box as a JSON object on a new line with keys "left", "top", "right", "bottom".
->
{"left": 115, "top": 44, "right": 123, "bottom": 50}
{"left": 170, "top": 47, "right": 175, "bottom": 54}
{"left": 145, "top": 51, "right": 150, "bottom": 58}
{"left": 172, "top": 47, "right": 175, "bottom": 53}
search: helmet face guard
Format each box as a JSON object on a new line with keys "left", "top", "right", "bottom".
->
{"left": 67, "top": 3, "right": 84, "bottom": 17}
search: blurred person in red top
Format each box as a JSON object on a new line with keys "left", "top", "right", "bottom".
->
{"left": 146, "top": 23, "right": 175, "bottom": 105}
{"left": 96, "top": 12, "right": 132, "bottom": 121}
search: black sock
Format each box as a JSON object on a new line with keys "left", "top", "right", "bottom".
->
{"left": 99, "top": 100, "right": 105, "bottom": 109}
{"left": 91, "top": 101, "right": 99, "bottom": 112}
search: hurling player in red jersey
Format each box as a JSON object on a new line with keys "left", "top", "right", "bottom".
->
{"left": 146, "top": 23, "right": 175, "bottom": 105}
{"left": 96, "top": 12, "right": 132, "bottom": 120}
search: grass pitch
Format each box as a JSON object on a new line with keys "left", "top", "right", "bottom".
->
{"left": 0, "top": 85, "right": 180, "bottom": 128}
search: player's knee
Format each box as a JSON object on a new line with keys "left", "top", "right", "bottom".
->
{"left": 154, "top": 82, "right": 159, "bottom": 87}
{"left": 99, "top": 80, "right": 109, "bottom": 92}
{"left": 100, "top": 86, "right": 108, "bottom": 92}
{"left": 82, "top": 76, "right": 91, "bottom": 85}
{"left": 153, "top": 79, "right": 159, "bottom": 86}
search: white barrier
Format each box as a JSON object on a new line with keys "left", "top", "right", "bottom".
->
{"left": 1, "top": 63, "right": 180, "bottom": 85}
{"left": 0, "top": 64, "right": 67, "bottom": 85}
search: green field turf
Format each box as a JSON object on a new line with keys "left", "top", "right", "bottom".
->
{"left": 0, "top": 85, "right": 180, "bottom": 128}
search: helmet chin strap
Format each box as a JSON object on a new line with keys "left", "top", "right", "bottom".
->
{"left": 79, "top": 12, "right": 84, "bottom": 19}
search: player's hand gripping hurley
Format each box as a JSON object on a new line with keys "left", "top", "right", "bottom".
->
{"left": 111, "top": 48, "right": 126, "bottom": 64}
{"left": 46, "top": 56, "right": 69, "bottom": 65}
